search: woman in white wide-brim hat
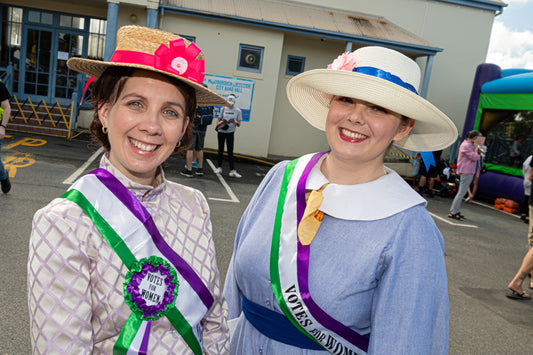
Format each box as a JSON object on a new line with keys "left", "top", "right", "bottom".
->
{"left": 224, "top": 46, "right": 457, "bottom": 354}
{"left": 28, "top": 26, "right": 230, "bottom": 354}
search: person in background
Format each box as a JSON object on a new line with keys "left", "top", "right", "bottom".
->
{"left": 181, "top": 99, "right": 214, "bottom": 177}
{"left": 0, "top": 80, "right": 12, "bottom": 193}
{"left": 215, "top": 93, "right": 242, "bottom": 178}
{"left": 510, "top": 135, "right": 525, "bottom": 167}
{"left": 27, "top": 26, "right": 229, "bottom": 354}
{"left": 507, "top": 246, "right": 533, "bottom": 300}
{"left": 224, "top": 46, "right": 456, "bottom": 354}
{"left": 448, "top": 130, "right": 482, "bottom": 221}
{"left": 418, "top": 150, "right": 442, "bottom": 198}
{"left": 518, "top": 155, "right": 532, "bottom": 223}
{"left": 465, "top": 135, "right": 486, "bottom": 203}
{"left": 507, "top": 153, "right": 533, "bottom": 299}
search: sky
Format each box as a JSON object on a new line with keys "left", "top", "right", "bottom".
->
{"left": 486, "top": 0, "right": 533, "bottom": 69}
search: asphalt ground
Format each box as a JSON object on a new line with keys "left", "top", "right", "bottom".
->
{"left": 1, "top": 131, "right": 532, "bottom": 354}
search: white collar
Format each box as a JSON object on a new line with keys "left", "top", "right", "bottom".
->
{"left": 305, "top": 154, "right": 426, "bottom": 220}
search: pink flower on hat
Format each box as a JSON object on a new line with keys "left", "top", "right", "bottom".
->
{"left": 154, "top": 38, "right": 205, "bottom": 84}
{"left": 327, "top": 52, "right": 357, "bottom": 71}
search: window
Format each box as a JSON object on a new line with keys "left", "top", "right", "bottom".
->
{"left": 28, "top": 10, "right": 53, "bottom": 25}
{"left": 237, "top": 44, "right": 263, "bottom": 73}
{"left": 87, "top": 18, "right": 106, "bottom": 60}
{"left": 180, "top": 34, "right": 196, "bottom": 43}
{"left": 60, "top": 15, "right": 85, "bottom": 30}
{"left": 286, "top": 55, "right": 305, "bottom": 75}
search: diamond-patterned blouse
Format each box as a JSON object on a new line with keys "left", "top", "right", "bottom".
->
{"left": 27, "top": 155, "right": 229, "bottom": 354}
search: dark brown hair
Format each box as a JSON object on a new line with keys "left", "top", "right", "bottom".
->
{"left": 88, "top": 66, "right": 196, "bottom": 153}
{"left": 466, "top": 130, "right": 482, "bottom": 139}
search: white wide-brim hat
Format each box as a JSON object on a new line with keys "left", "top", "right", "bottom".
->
{"left": 286, "top": 46, "right": 458, "bottom": 151}
{"left": 67, "top": 25, "right": 228, "bottom": 107}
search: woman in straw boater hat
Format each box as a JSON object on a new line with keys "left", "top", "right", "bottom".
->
{"left": 28, "top": 26, "right": 230, "bottom": 354}
{"left": 224, "top": 46, "right": 457, "bottom": 354}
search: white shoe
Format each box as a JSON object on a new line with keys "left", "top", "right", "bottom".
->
{"left": 229, "top": 171, "right": 242, "bottom": 178}
{"left": 215, "top": 167, "right": 223, "bottom": 174}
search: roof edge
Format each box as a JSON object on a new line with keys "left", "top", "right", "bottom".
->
{"left": 160, "top": 5, "right": 443, "bottom": 55}
{"left": 433, "top": 0, "right": 507, "bottom": 12}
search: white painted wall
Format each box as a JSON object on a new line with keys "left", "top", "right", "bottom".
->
{"left": 297, "top": 0, "right": 496, "bottom": 139}
{"left": 11, "top": 0, "right": 499, "bottom": 159}
{"left": 160, "top": 14, "right": 284, "bottom": 157}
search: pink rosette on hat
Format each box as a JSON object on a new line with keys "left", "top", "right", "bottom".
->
{"left": 327, "top": 52, "right": 357, "bottom": 71}
{"left": 154, "top": 38, "right": 205, "bottom": 85}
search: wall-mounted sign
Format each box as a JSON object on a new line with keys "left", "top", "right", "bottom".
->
{"left": 203, "top": 74, "right": 255, "bottom": 121}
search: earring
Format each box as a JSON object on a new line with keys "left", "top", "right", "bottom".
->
{"left": 176, "top": 140, "right": 182, "bottom": 148}
{"left": 102, "top": 126, "right": 108, "bottom": 134}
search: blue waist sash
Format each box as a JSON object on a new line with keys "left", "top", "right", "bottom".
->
{"left": 242, "top": 295, "right": 326, "bottom": 350}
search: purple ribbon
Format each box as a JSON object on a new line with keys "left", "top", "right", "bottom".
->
{"left": 140, "top": 321, "right": 151, "bottom": 354}
{"left": 295, "top": 152, "right": 369, "bottom": 352}
{"left": 353, "top": 66, "right": 418, "bottom": 95}
{"left": 89, "top": 169, "right": 214, "bottom": 309}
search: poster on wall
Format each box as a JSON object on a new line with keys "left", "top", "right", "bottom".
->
{"left": 203, "top": 74, "right": 255, "bottom": 121}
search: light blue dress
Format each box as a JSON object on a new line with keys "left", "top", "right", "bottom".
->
{"left": 223, "top": 155, "right": 449, "bottom": 354}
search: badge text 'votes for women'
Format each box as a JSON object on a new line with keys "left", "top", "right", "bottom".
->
{"left": 139, "top": 271, "right": 166, "bottom": 305}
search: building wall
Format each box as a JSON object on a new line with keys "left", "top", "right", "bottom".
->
{"left": 268, "top": 33, "right": 344, "bottom": 158}
{"left": 299, "top": 0, "right": 496, "bottom": 140}
{"left": 159, "top": 14, "right": 284, "bottom": 157}
{"left": 7, "top": 0, "right": 498, "bottom": 159}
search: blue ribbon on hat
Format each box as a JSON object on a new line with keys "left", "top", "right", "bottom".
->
{"left": 352, "top": 66, "right": 418, "bottom": 95}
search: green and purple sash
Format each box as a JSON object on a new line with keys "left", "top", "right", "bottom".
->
{"left": 270, "top": 152, "right": 370, "bottom": 354}
{"left": 62, "top": 169, "right": 213, "bottom": 355}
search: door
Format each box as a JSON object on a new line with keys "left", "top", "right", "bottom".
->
{"left": 55, "top": 31, "right": 83, "bottom": 104}
{"left": 24, "top": 28, "right": 52, "bottom": 100}
{"left": 23, "top": 27, "right": 83, "bottom": 105}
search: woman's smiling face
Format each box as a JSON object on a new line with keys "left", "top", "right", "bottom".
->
{"left": 98, "top": 70, "right": 189, "bottom": 186}
{"left": 325, "top": 96, "right": 414, "bottom": 173}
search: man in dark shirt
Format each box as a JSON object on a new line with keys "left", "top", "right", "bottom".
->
{"left": 181, "top": 105, "right": 214, "bottom": 177}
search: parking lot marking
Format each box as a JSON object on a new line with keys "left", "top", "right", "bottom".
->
{"left": 3, "top": 152, "right": 36, "bottom": 178}
{"left": 206, "top": 158, "right": 240, "bottom": 203}
{"left": 63, "top": 147, "right": 104, "bottom": 185}
{"left": 429, "top": 212, "right": 478, "bottom": 228}
{"left": 4, "top": 137, "right": 47, "bottom": 150}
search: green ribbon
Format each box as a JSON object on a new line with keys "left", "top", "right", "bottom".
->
{"left": 62, "top": 189, "right": 203, "bottom": 355}
{"left": 268, "top": 158, "right": 323, "bottom": 347}
{"left": 113, "top": 313, "right": 144, "bottom": 355}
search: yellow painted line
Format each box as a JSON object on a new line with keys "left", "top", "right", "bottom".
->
{"left": 42, "top": 99, "right": 56, "bottom": 127}
{"left": 13, "top": 96, "right": 28, "bottom": 123}
{"left": 3, "top": 152, "right": 36, "bottom": 178}
{"left": 28, "top": 97, "right": 42, "bottom": 125}
{"left": 203, "top": 149, "right": 276, "bottom": 166}
{"left": 4, "top": 137, "right": 47, "bottom": 150}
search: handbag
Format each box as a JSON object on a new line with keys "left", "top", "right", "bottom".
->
{"left": 215, "top": 107, "right": 229, "bottom": 131}
{"left": 215, "top": 119, "right": 229, "bottom": 131}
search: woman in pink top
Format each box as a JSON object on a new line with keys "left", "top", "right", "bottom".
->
{"left": 448, "top": 130, "right": 482, "bottom": 220}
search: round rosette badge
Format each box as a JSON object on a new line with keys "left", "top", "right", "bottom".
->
{"left": 124, "top": 256, "right": 179, "bottom": 321}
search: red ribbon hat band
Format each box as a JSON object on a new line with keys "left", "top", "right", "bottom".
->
{"left": 111, "top": 38, "right": 205, "bottom": 85}
{"left": 80, "top": 38, "right": 206, "bottom": 104}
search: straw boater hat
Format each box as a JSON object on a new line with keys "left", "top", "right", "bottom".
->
{"left": 67, "top": 25, "right": 228, "bottom": 107}
{"left": 286, "top": 46, "right": 458, "bottom": 151}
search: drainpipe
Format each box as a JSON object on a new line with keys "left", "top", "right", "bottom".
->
{"left": 104, "top": 0, "right": 120, "bottom": 61}
{"left": 420, "top": 54, "right": 435, "bottom": 99}
{"left": 345, "top": 41, "right": 353, "bottom": 52}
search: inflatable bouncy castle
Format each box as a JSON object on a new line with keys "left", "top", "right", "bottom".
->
{"left": 463, "top": 64, "right": 533, "bottom": 203}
